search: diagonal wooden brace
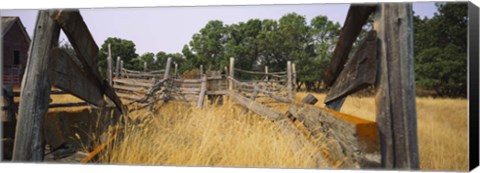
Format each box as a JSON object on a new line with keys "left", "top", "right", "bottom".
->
{"left": 325, "top": 30, "right": 378, "bottom": 111}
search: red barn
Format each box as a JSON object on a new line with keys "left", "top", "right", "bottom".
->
{"left": 2, "top": 16, "right": 31, "bottom": 87}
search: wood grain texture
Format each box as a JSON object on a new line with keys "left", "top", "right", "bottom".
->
{"left": 288, "top": 103, "right": 380, "bottom": 168}
{"left": 49, "top": 48, "right": 104, "bottom": 106}
{"left": 54, "top": 10, "right": 124, "bottom": 112}
{"left": 324, "top": 5, "right": 377, "bottom": 87}
{"left": 325, "top": 30, "right": 378, "bottom": 110}
{"left": 13, "top": 10, "right": 60, "bottom": 161}
{"left": 374, "top": 4, "right": 419, "bottom": 169}
{"left": 197, "top": 75, "right": 207, "bottom": 108}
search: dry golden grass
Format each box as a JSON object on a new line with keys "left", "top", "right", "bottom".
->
{"left": 295, "top": 92, "right": 468, "bottom": 171}
{"left": 43, "top": 90, "right": 467, "bottom": 171}
{"left": 100, "top": 100, "right": 322, "bottom": 168}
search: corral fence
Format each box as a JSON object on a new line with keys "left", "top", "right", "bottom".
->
{"left": 2, "top": 3, "right": 419, "bottom": 170}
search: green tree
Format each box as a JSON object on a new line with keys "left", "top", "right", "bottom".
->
{"left": 189, "top": 20, "right": 228, "bottom": 70}
{"left": 414, "top": 2, "right": 467, "bottom": 97}
{"left": 131, "top": 52, "right": 155, "bottom": 71}
{"left": 307, "top": 15, "right": 341, "bottom": 91}
{"left": 98, "top": 37, "right": 139, "bottom": 75}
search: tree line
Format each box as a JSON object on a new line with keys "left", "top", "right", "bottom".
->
{"left": 96, "top": 3, "right": 467, "bottom": 97}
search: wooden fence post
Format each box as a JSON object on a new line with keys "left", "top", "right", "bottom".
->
{"left": 163, "top": 57, "right": 172, "bottom": 80}
{"left": 107, "top": 43, "right": 113, "bottom": 85}
{"left": 13, "top": 10, "right": 60, "bottom": 161}
{"left": 174, "top": 63, "right": 178, "bottom": 78}
{"left": 292, "top": 63, "right": 297, "bottom": 97}
{"left": 197, "top": 75, "right": 207, "bottom": 108}
{"left": 229, "top": 57, "right": 235, "bottom": 91}
{"left": 265, "top": 66, "right": 269, "bottom": 81}
{"left": 199, "top": 65, "right": 203, "bottom": 78}
{"left": 120, "top": 60, "right": 124, "bottom": 77}
{"left": 115, "top": 56, "right": 120, "bottom": 78}
{"left": 144, "top": 61, "right": 147, "bottom": 73}
{"left": 287, "top": 61, "right": 293, "bottom": 101}
{"left": 374, "top": 3, "right": 419, "bottom": 169}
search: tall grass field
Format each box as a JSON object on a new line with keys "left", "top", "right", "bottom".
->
{"left": 87, "top": 92, "right": 468, "bottom": 171}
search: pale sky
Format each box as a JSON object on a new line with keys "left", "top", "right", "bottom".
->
{"left": 1, "top": 2, "right": 437, "bottom": 55}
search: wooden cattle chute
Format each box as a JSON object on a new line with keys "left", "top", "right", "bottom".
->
{"left": 226, "top": 58, "right": 379, "bottom": 168}
{"left": 3, "top": 4, "right": 418, "bottom": 170}
{"left": 228, "top": 57, "right": 294, "bottom": 103}
{"left": 226, "top": 3, "right": 419, "bottom": 170}
{"left": 8, "top": 10, "right": 125, "bottom": 162}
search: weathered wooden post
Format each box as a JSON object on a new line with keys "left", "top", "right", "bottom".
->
{"left": 374, "top": 3, "right": 419, "bottom": 169}
{"left": 163, "top": 57, "right": 172, "bottom": 80}
{"left": 120, "top": 60, "right": 124, "bottom": 77}
{"left": 115, "top": 56, "right": 120, "bottom": 78}
{"left": 197, "top": 75, "right": 207, "bottom": 108}
{"left": 174, "top": 63, "right": 178, "bottom": 78}
{"left": 287, "top": 61, "right": 293, "bottom": 101}
{"left": 13, "top": 10, "right": 60, "bottom": 161}
{"left": 143, "top": 62, "right": 147, "bottom": 72}
{"left": 107, "top": 43, "right": 113, "bottom": 85}
{"left": 229, "top": 57, "right": 235, "bottom": 91}
{"left": 199, "top": 65, "right": 203, "bottom": 78}
{"left": 265, "top": 66, "right": 269, "bottom": 81}
{"left": 292, "top": 63, "right": 297, "bottom": 97}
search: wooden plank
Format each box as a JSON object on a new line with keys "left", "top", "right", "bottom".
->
{"left": 107, "top": 43, "right": 113, "bottom": 85}
{"left": 229, "top": 57, "right": 234, "bottom": 90}
{"left": 206, "top": 91, "right": 228, "bottom": 95}
{"left": 228, "top": 91, "right": 281, "bottom": 120}
{"left": 197, "top": 75, "right": 207, "bottom": 108}
{"left": 324, "top": 5, "right": 377, "bottom": 87}
{"left": 171, "top": 95, "right": 198, "bottom": 102}
{"left": 163, "top": 57, "right": 172, "bottom": 79}
{"left": 113, "top": 84, "right": 148, "bottom": 93}
{"left": 265, "top": 66, "right": 269, "bottom": 81}
{"left": 288, "top": 103, "right": 380, "bottom": 168}
{"left": 13, "top": 10, "right": 61, "bottom": 161}
{"left": 227, "top": 91, "right": 333, "bottom": 168}
{"left": 176, "top": 87, "right": 201, "bottom": 92}
{"left": 113, "top": 79, "right": 153, "bottom": 88}
{"left": 174, "top": 63, "right": 178, "bottom": 78}
{"left": 287, "top": 61, "right": 293, "bottom": 100}
{"left": 292, "top": 63, "right": 297, "bottom": 96}
{"left": 234, "top": 68, "right": 286, "bottom": 75}
{"left": 54, "top": 10, "right": 124, "bottom": 112}
{"left": 49, "top": 102, "right": 89, "bottom": 108}
{"left": 173, "top": 79, "right": 203, "bottom": 83}
{"left": 49, "top": 48, "right": 105, "bottom": 106}
{"left": 374, "top": 4, "right": 419, "bottom": 169}
{"left": 116, "top": 93, "right": 142, "bottom": 101}
{"left": 115, "top": 57, "right": 120, "bottom": 78}
{"left": 324, "top": 30, "right": 378, "bottom": 110}
{"left": 174, "top": 84, "right": 202, "bottom": 89}
{"left": 124, "top": 73, "right": 163, "bottom": 79}
{"left": 143, "top": 61, "right": 147, "bottom": 72}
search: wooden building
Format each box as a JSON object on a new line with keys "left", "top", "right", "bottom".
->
{"left": 2, "top": 16, "right": 31, "bottom": 86}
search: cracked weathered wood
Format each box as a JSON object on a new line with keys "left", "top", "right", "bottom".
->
{"left": 325, "top": 30, "right": 378, "bottom": 111}
{"left": 324, "top": 5, "right": 377, "bottom": 87}
{"left": 13, "top": 10, "right": 60, "bottom": 161}
{"left": 288, "top": 103, "right": 380, "bottom": 168}
{"left": 49, "top": 48, "right": 104, "bottom": 106}
{"left": 374, "top": 4, "right": 419, "bottom": 169}
{"left": 53, "top": 10, "right": 124, "bottom": 113}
